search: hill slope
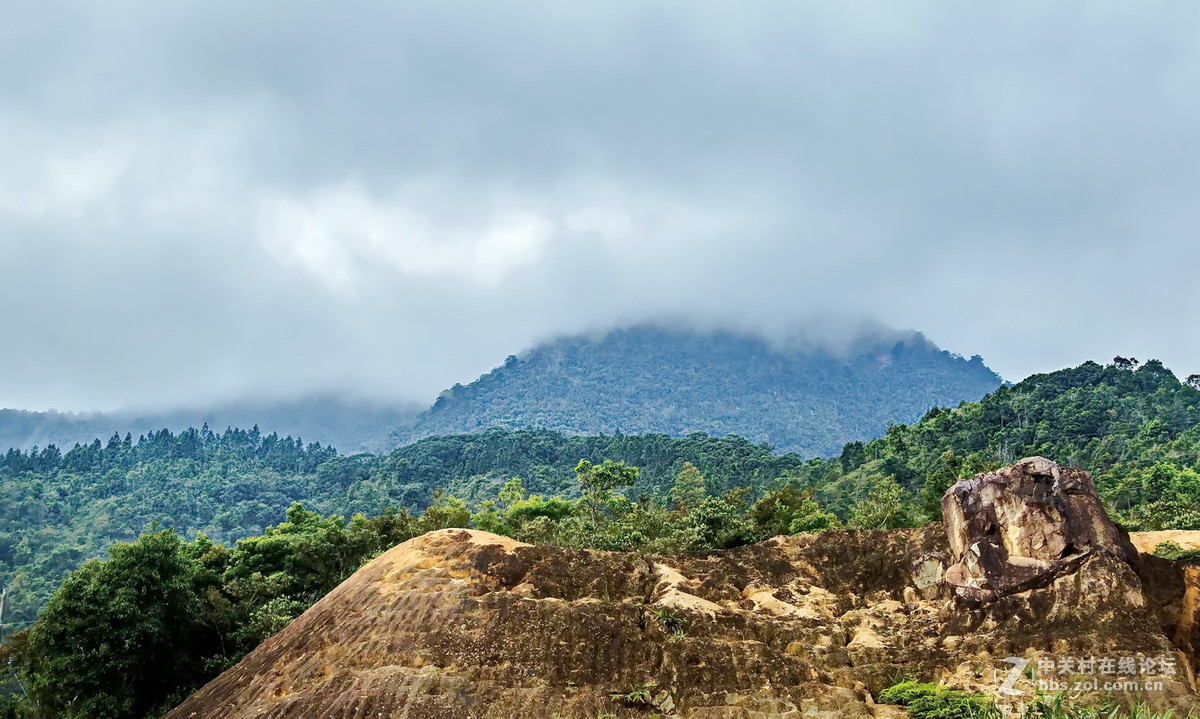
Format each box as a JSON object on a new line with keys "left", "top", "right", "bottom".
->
{"left": 0, "top": 395, "right": 420, "bottom": 455}
{"left": 0, "top": 427, "right": 805, "bottom": 626}
{"left": 806, "top": 359, "right": 1200, "bottom": 526}
{"left": 161, "top": 526, "right": 1197, "bottom": 719}
{"left": 395, "top": 325, "right": 1003, "bottom": 456}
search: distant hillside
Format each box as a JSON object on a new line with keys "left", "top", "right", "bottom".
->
{"left": 6, "top": 359, "right": 1192, "bottom": 630}
{"left": 0, "top": 395, "right": 420, "bottom": 455}
{"left": 393, "top": 325, "right": 1003, "bottom": 456}
{"left": 804, "top": 358, "right": 1200, "bottom": 528}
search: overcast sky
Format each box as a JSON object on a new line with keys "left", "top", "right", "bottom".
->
{"left": 2, "top": 2, "right": 1198, "bottom": 411}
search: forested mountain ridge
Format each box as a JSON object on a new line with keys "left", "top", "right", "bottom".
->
{"left": 0, "top": 396, "right": 420, "bottom": 456}
{"left": 394, "top": 325, "right": 1004, "bottom": 455}
{"left": 0, "top": 325, "right": 999, "bottom": 459}
{"left": 0, "top": 427, "right": 803, "bottom": 627}
{"left": 800, "top": 358, "right": 1200, "bottom": 528}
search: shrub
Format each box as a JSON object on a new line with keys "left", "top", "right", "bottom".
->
{"left": 878, "top": 681, "right": 998, "bottom": 719}
{"left": 1152, "top": 541, "right": 1200, "bottom": 564}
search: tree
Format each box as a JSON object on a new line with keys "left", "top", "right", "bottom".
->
{"left": 575, "top": 459, "right": 639, "bottom": 495}
{"left": 1113, "top": 356, "right": 1138, "bottom": 371}
{"left": 1186, "top": 374, "right": 1200, "bottom": 391}
{"left": 498, "top": 476, "right": 527, "bottom": 507}
{"left": 685, "top": 493, "right": 754, "bottom": 549}
{"left": 670, "top": 462, "right": 707, "bottom": 511}
{"left": 749, "top": 485, "right": 837, "bottom": 538}
{"left": 918, "top": 451, "right": 965, "bottom": 520}
{"left": 22, "top": 530, "right": 214, "bottom": 719}
{"left": 416, "top": 494, "right": 472, "bottom": 533}
{"left": 847, "top": 476, "right": 917, "bottom": 530}
{"left": 575, "top": 459, "right": 639, "bottom": 525}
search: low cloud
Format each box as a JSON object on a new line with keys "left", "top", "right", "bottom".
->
{"left": 2, "top": 2, "right": 1198, "bottom": 411}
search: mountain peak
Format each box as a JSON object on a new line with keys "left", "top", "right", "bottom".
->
{"left": 396, "top": 324, "right": 1001, "bottom": 456}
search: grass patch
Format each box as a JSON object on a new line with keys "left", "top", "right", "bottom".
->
{"left": 610, "top": 681, "right": 658, "bottom": 707}
{"left": 1026, "top": 692, "right": 1192, "bottom": 719}
{"left": 878, "top": 681, "right": 999, "bottom": 719}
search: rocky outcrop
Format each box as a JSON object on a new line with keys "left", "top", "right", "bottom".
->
{"left": 164, "top": 461, "right": 1200, "bottom": 718}
{"left": 942, "top": 456, "right": 1139, "bottom": 603}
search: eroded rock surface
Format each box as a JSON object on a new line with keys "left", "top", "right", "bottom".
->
{"left": 165, "top": 460, "right": 1200, "bottom": 718}
{"left": 942, "top": 456, "right": 1139, "bottom": 603}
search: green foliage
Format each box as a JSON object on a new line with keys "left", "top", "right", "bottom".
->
{"left": 1152, "top": 541, "right": 1200, "bottom": 564}
{"left": 749, "top": 485, "right": 840, "bottom": 537}
{"left": 610, "top": 682, "right": 658, "bottom": 707}
{"left": 1025, "top": 692, "right": 1190, "bottom": 719}
{"left": 396, "top": 325, "right": 1002, "bottom": 456}
{"left": 878, "top": 681, "right": 998, "bottom": 719}
{"left": 576, "top": 459, "right": 639, "bottom": 495}
{"left": 6, "top": 508, "right": 416, "bottom": 719}
{"left": 670, "top": 462, "right": 707, "bottom": 511}
{"left": 847, "top": 476, "right": 919, "bottom": 530}
{"left": 21, "top": 530, "right": 213, "bottom": 719}
{"left": 386, "top": 428, "right": 810, "bottom": 507}
{"left": 813, "top": 358, "right": 1200, "bottom": 528}
{"left": 0, "top": 694, "right": 31, "bottom": 719}
{"left": 651, "top": 608, "right": 686, "bottom": 638}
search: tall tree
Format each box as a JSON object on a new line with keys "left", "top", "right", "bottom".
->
{"left": 22, "top": 530, "right": 213, "bottom": 719}
{"left": 670, "top": 462, "right": 707, "bottom": 511}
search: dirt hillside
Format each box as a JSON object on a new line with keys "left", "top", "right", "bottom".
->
{"left": 164, "top": 460, "right": 1200, "bottom": 718}
{"left": 1131, "top": 531, "right": 1200, "bottom": 554}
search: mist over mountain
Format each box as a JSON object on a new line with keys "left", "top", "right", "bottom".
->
{"left": 0, "top": 396, "right": 420, "bottom": 455}
{"left": 0, "top": 323, "right": 998, "bottom": 458}
{"left": 393, "top": 325, "right": 1003, "bottom": 456}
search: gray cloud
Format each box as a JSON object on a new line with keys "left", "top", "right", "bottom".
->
{"left": 2, "top": 1, "right": 1198, "bottom": 411}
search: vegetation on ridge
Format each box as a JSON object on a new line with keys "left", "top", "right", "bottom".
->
{"left": 788, "top": 358, "right": 1200, "bottom": 530}
{"left": 0, "top": 427, "right": 809, "bottom": 627}
{"left": 1, "top": 460, "right": 839, "bottom": 719}
{"left": 4, "top": 356, "right": 1200, "bottom": 717}
{"left": 394, "top": 325, "right": 1003, "bottom": 456}
{"left": 878, "top": 681, "right": 998, "bottom": 719}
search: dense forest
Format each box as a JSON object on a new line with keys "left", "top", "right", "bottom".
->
{"left": 3, "top": 357, "right": 1200, "bottom": 718}
{"left": 0, "top": 427, "right": 804, "bottom": 626}
{"left": 394, "top": 325, "right": 1003, "bottom": 455}
{"left": 796, "top": 358, "right": 1200, "bottom": 529}
{"left": 0, "top": 459, "right": 839, "bottom": 719}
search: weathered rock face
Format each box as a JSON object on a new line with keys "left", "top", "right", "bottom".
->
{"left": 165, "top": 461, "right": 1200, "bottom": 719}
{"left": 942, "top": 456, "right": 1139, "bottom": 603}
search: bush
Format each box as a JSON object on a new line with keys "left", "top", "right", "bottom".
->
{"left": 878, "top": 681, "right": 998, "bottom": 719}
{"left": 1152, "top": 541, "right": 1200, "bottom": 564}
{"left": 1025, "top": 692, "right": 1188, "bottom": 719}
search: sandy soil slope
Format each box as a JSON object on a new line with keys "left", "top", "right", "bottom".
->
{"left": 1130, "top": 530, "right": 1200, "bottom": 554}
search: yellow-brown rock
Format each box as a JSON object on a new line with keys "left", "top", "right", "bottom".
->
{"left": 942, "top": 456, "right": 1139, "bottom": 603}
{"left": 164, "top": 517, "right": 1200, "bottom": 718}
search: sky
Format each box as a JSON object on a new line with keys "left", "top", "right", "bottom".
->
{"left": 1, "top": 2, "right": 1198, "bottom": 411}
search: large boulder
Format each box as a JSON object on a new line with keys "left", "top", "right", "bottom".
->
{"left": 942, "top": 456, "right": 1139, "bottom": 603}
